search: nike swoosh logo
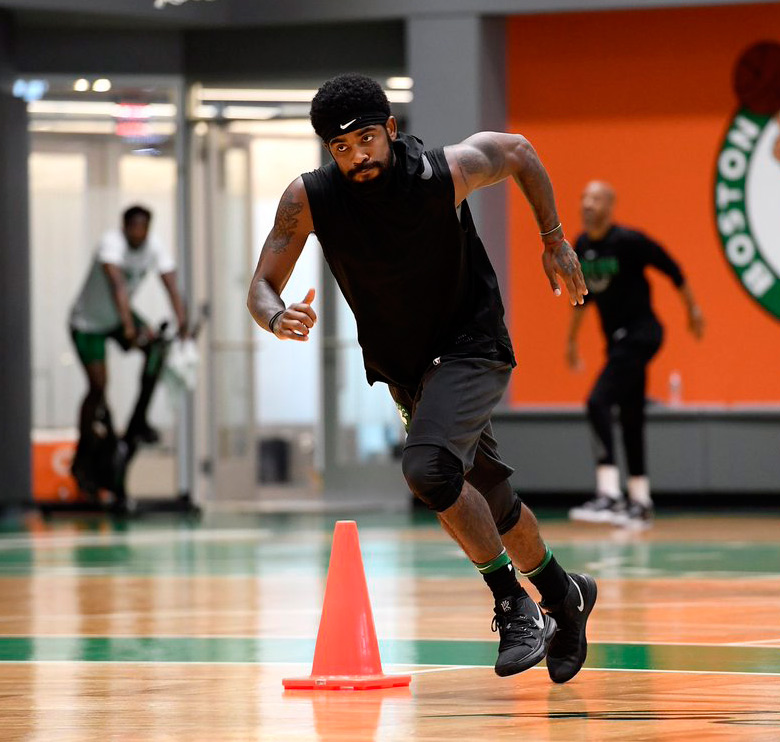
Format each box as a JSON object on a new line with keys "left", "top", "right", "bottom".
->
{"left": 571, "top": 576, "right": 585, "bottom": 612}
{"left": 420, "top": 154, "right": 433, "bottom": 180}
{"left": 339, "top": 118, "right": 357, "bottom": 130}
{"left": 531, "top": 602, "right": 544, "bottom": 630}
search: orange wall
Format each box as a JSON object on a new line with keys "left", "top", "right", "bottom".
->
{"left": 506, "top": 4, "right": 780, "bottom": 404}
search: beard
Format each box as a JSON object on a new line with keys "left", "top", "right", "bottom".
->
{"left": 343, "top": 145, "right": 396, "bottom": 197}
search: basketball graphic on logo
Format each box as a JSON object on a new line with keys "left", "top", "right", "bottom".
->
{"left": 733, "top": 41, "right": 780, "bottom": 116}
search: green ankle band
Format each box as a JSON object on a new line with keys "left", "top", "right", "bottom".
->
{"left": 475, "top": 548, "right": 512, "bottom": 574}
{"left": 520, "top": 545, "right": 553, "bottom": 578}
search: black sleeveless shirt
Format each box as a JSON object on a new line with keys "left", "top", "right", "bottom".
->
{"left": 302, "top": 132, "right": 514, "bottom": 388}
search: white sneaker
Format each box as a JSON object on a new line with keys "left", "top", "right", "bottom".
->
{"left": 569, "top": 495, "right": 626, "bottom": 524}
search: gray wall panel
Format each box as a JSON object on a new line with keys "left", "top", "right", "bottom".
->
{"left": 15, "top": 22, "right": 403, "bottom": 79}
{"left": 4, "top": 0, "right": 776, "bottom": 28}
{"left": 407, "top": 15, "right": 508, "bottom": 258}
{"left": 0, "top": 91, "right": 32, "bottom": 508}
{"left": 407, "top": 15, "right": 481, "bottom": 149}
{"left": 493, "top": 409, "right": 780, "bottom": 494}
{"left": 707, "top": 421, "right": 780, "bottom": 490}
{"left": 16, "top": 27, "right": 183, "bottom": 74}
{"left": 0, "top": 10, "right": 12, "bottom": 77}
{"left": 407, "top": 14, "right": 510, "bottom": 343}
{"left": 646, "top": 421, "right": 708, "bottom": 490}
{"left": 476, "top": 17, "right": 508, "bottom": 304}
{"left": 185, "top": 23, "right": 404, "bottom": 82}
{"left": 4, "top": 0, "right": 227, "bottom": 25}
{"left": 492, "top": 417, "right": 596, "bottom": 491}
{"left": 223, "top": 0, "right": 778, "bottom": 25}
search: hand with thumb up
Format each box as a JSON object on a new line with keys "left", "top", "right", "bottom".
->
{"left": 271, "top": 288, "right": 317, "bottom": 341}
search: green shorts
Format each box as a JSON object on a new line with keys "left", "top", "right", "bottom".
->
{"left": 70, "top": 313, "right": 146, "bottom": 366}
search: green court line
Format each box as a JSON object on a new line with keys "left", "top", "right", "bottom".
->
{"left": 1, "top": 637, "right": 779, "bottom": 675}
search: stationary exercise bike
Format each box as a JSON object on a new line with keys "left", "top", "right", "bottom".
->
{"left": 70, "top": 322, "right": 177, "bottom": 513}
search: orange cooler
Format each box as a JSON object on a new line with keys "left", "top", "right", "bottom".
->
{"left": 32, "top": 429, "right": 81, "bottom": 503}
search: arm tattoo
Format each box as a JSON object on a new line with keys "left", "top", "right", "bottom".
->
{"left": 269, "top": 191, "right": 303, "bottom": 254}
{"left": 456, "top": 149, "right": 484, "bottom": 180}
{"left": 553, "top": 244, "right": 579, "bottom": 275}
{"left": 456, "top": 139, "right": 504, "bottom": 185}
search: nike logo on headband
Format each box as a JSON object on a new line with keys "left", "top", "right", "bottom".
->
{"left": 339, "top": 118, "right": 358, "bottom": 130}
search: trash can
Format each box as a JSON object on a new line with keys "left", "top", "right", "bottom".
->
{"left": 257, "top": 438, "right": 290, "bottom": 483}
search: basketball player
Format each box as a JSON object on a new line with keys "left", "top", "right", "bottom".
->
{"left": 247, "top": 74, "right": 597, "bottom": 682}
{"left": 567, "top": 181, "right": 704, "bottom": 529}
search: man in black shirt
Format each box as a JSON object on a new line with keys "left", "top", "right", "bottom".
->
{"left": 248, "top": 74, "right": 596, "bottom": 683}
{"left": 567, "top": 181, "right": 704, "bottom": 529}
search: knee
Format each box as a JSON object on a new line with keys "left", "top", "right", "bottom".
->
{"left": 587, "top": 389, "right": 608, "bottom": 416}
{"left": 402, "top": 445, "right": 463, "bottom": 512}
{"left": 482, "top": 479, "right": 523, "bottom": 535}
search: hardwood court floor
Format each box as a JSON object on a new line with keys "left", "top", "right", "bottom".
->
{"left": 0, "top": 510, "right": 779, "bottom": 741}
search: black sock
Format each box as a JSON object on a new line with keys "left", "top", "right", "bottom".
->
{"left": 523, "top": 548, "right": 569, "bottom": 606}
{"left": 477, "top": 550, "right": 528, "bottom": 605}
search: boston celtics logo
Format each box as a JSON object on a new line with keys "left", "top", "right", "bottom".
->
{"left": 714, "top": 41, "right": 780, "bottom": 319}
{"left": 580, "top": 250, "right": 619, "bottom": 294}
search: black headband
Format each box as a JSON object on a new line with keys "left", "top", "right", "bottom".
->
{"left": 320, "top": 111, "right": 390, "bottom": 144}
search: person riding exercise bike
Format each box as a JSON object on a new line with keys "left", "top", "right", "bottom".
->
{"left": 68, "top": 206, "right": 188, "bottom": 502}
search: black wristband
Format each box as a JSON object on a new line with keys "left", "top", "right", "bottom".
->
{"left": 268, "top": 309, "right": 285, "bottom": 334}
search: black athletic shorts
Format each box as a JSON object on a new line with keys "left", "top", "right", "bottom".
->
{"left": 389, "top": 353, "right": 515, "bottom": 494}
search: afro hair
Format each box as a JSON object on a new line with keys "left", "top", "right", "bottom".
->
{"left": 310, "top": 73, "right": 391, "bottom": 141}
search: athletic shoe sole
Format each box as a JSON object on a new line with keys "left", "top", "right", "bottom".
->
{"left": 568, "top": 508, "right": 622, "bottom": 524}
{"left": 495, "top": 616, "right": 558, "bottom": 678}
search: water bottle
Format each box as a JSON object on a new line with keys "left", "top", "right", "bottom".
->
{"left": 668, "top": 370, "right": 682, "bottom": 406}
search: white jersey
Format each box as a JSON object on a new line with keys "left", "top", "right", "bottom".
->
{"left": 69, "top": 230, "right": 176, "bottom": 333}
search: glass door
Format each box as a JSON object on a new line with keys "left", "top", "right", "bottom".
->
{"left": 320, "top": 266, "right": 408, "bottom": 508}
{"left": 188, "top": 84, "right": 411, "bottom": 510}
{"left": 28, "top": 76, "right": 185, "bottom": 503}
{"left": 189, "top": 116, "right": 324, "bottom": 506}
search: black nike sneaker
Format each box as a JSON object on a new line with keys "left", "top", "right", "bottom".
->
{"left": 542, "top": 573, "right": 598, "bottom": 684}
{"left": 492, "top": 594, "right": 557, "bottom": 677}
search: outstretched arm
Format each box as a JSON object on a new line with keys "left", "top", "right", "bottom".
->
{"left": 640, "top": 234, "right": 704, "bottom": 340}
{"left": 247, "top": 177, "right": 318, "bottom": 341}
{"left": 678, "top": 282, "right": 704, "bottom": 339}
{"left": 444, "top": 132, "right": 587, "bottom": 305}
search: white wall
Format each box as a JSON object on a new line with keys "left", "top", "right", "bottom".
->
{"left": 29, "top": 150, "right": 88, "bottom": 429}
{"left": 251, "top": 135, "right": 322, "bottom": 427}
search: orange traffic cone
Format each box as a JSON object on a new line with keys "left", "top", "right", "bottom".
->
{"left": 283, "top": 520, "right": 412, "bottom": 691}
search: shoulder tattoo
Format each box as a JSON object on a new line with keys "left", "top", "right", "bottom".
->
{"left": 455, "top": 140, "right": 503, "bottom": 184}
{"left": 270, "top": 191, "right": 304, "bottom": 254}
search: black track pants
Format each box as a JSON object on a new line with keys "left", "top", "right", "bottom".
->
{"left": 586, "top": 321, "right": 662, "bottom": 476}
